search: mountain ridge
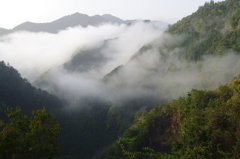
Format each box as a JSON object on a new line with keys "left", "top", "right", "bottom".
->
{"left": 0, "top": 12, "right": 168, "bottom": 36}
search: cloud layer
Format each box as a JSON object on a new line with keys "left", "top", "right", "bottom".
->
{"left": 0, "top": 22, "right": 164, "bottom": 82}
{"left": 2, "top": 21, "right": 239, "bottom": 109}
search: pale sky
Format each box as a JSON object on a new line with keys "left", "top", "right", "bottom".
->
{"left": 1, "top": 0, "right": 225, "bottom": 29}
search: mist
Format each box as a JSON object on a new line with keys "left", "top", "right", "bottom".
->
{"left": 103, "top": 34, "right": 240, "bottom": 102}
{"left": 0, "top": 21, "right": 163, "bottom": 82}
{"left": 33, "top": 31, "right": 240, "bottom": 108}
{"left": 1, "top": 21, "right": 240, "bottom": 108}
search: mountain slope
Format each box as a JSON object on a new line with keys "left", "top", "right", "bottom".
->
{"left": 100, "top": 78, "right": 240, "bottom": 159}
{"left": 102, "top": 14, "right": 125, "bottom": 23}
{"left": 0, "top": 28, "right": 9, "bottom": 36}
{"left": 0, "top": 61, "right": 64, "bottom": 118}
{"left": 129, "top": 0, "right": 240, "bottom": 62}
{"left": 104, "top": 0, "right": 240, "bottom": 101}
{"left": 0, "top": 61, "right": 116, "bottom": 159}
{"left": 165, "top": 0, "right": 240, "bottom": 60}
{"left": 99, "top": 0, "right": 240, "bottom": 158}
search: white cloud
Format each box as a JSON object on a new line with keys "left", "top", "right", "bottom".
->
{"left": 0, "top": 22, "right": 165, "bottom": 82}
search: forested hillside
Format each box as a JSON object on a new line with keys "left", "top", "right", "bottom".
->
{"left": 99, "top": 0, "right": 240, "bottom": 158}
{"left": 0, "top": 61, "right": 115, "bottom": 158}
{"left": 129, "top": 0, "right": 240, "bottom": 62}
{"left": 99, "top": 78, "right": 240, "bottom": 159}
{"left": 0, "top": 61, "right": 63, "bottom": 117}
{"left": 0, "top": 61, "right": 63, "bottom": 158}
{"left": 105, "top": 0, "right": 240, "bottom": 99}
{"left": 165, "top": 0, "right": 240, "bottom": 60}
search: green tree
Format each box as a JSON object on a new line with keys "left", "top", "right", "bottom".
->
{"left": 0, "top": 107, "right": 60, "bottom": 159}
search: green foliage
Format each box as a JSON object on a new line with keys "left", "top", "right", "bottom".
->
{"left": 101, "top": 79, "right": 240, "bottom": 159}
{"left": 100, "top": 105, "right": 172, "bottom": 158}
{"left": 0, "top": 107, "right": 60, "bottom": 159}
{"left": 121, "top": 147, "right": 178, "bottom": 159}
{"left": 164, "top": 0, "right": 240, "bottom": 60}
{"left": 167, "top": 83, "right": 240, "bottom": 158}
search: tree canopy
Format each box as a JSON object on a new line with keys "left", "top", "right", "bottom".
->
{"left": 0, "top": 107, "right": 60, "bottom": 159}
{"left": 100, "top": 78, "right": 240, "bottom": 159}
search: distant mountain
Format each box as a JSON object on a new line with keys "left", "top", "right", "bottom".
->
{"left": 11, "top": 13, "right": 108, "bottom": 33}
{"left": 0, "top": 28, "right": 9, "bottom": 36}
{"left": 0, "top": 13, "right": 168, "bottom": 36}
{"left": 102, "top": 14, "right": 125, "bottom": 24}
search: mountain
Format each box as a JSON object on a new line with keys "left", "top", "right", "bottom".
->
{"left": 165, "top": 0, "right": 240, "bottom": 60}
{"left": 11, "top": 13, "right": 108, "bottom": 33}
{"left": 103, "top": 0, "right": 240, "bottom": 100}
{"left": 129, "top": 0, "right": 240, "bottom": 62}
{"left": 0, "top": 13, "right": 168, "bottom": 36}
{"left": 102, "top": 14, "right": 125, "bottom": 23}
{"left": 99, "top": 0, "right": 240, "bottom": 158}
{"left": 0, "top": 28, "right": 9, "bottom": 36}
{"left": 0, "top": 61, "right": 64, "bottom": 118}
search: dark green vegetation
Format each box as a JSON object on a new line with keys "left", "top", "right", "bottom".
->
{"left": 132, "top": 0, "right": 240, "bottom": 61}
{"left": 57, "top": 95, "right": 161, "bottom": 158}
{"left": 166, "top": 0, "right": 240, "bottom": 60}
{"left": 0, "top": 61, "right": 63, "bottom": 117}
{"left": 100, "top": 78, "right": 240, "bottom": 159}
{"left": 1, "top": 0, "right": 240, "bottom": 158}
{"left": 0, "top": 61, "right": 112, "bottom": 158}
{"left": 0, "top": 107, "right": 60, "bottom": 159}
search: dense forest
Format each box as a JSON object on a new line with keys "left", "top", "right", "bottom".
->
{"left": 167, "top": 0, "right": 240, "bottom": 59}
{"left": 0, "top": 0, "right": 240, "bottom": 158}
{"left": 99, "top": 78, "right": 240, "bottom": 158}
